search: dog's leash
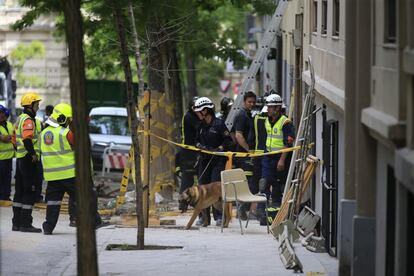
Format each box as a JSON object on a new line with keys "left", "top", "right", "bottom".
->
{"left": 198, "top": 155, "right": 214, "bottom": 181}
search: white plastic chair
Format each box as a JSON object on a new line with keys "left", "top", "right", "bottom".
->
{"left": 221, "top": 168, "right": 269, "bottom": 235}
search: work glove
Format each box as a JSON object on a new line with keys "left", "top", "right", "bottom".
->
{"left": 195, "top": 143, "right": 207, "bottom": 151}
{"left": 175, "top": 166, "right": 181, "bottom": 177}
{"left": 0, "top": 134, "right": 11, "bottom": 143}
{"left": 31, "top": 154, "right": 39, "bottom": 163}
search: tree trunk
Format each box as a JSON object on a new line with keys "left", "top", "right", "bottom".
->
{"left": 148, "top": 19, "right": 165, "bottom": 92}
{"left": 168, "top": 41, "right": 183, "bottom": 121}
{"left": 61, "top": 0, "right": 98, "bottom": 274}
{"left": 113, "top": 3, "right": 144, "bottom": 249}
{"left": 160, "top": 42, "right": 171, "bottom": 101}
{"left": 185, "top": 47, "right": 197, "bottom": 99}
{"left": 128, "top": 0, "right": 149, "bottom": 239}
{"left": 128, "top": 2, "right": 145, "bottom": 95}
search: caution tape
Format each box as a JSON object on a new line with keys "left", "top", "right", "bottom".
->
{"left": 115, "top": 148, "right": 133, "bottom": 210}
{"left": 140, "top": 130, "right": 303, "bottom": 158}
{"left": 0, "top": 200, "right": 13, "bottom": 207}
{"left": 112, "top": 131, "right": 308, "bottom": 211}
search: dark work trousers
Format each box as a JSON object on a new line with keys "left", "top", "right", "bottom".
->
{"left": 257, "top": 154, "right": 287, "bottom": 215}
{"left": 68, "top": 188, "right": 102, "bottom": 225}
{"left": 43, "top": 177, "right": 76, "bottom": 233}
{"left": 235, "top": 157, "right": 255, "bottom": 213}
{"left": 178, "top": 150, "right": 198, "bottom": 194}
{"left": 274, "top": 152, "right": 291, "bottom": 204}
{"left": 251, "top": 156, "right": 263, "bottom": 194}
{"left": 198, "top": 155, "right": 225, "bottom": 221}
{"left": 0, "top": 158, "right": 12, "bottom": 200}
{"left": 12, "top": 155, "right": 42, "bottom": 227}
{"left": 69, "top": 196, "right": 76, "bottom": 222}
{"left": 35, "top": 161, "right": 44, "bottom": 202}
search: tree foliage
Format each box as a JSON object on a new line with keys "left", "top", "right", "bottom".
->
{"left": 9, "top": 40, "right": 46, "bottom": 87}
{"left": 12, "top": 0, "right": 275, "bottom": 93}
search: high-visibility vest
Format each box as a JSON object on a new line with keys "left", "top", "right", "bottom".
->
{"left": 15, "top": 114, "right": 41, "bottom": 158}
{"left": 254, "top": 114, "right": 267, "bottom": 154}
{"left": 265, "top": 115, "right": 288, "bottom": 152}
{"left": 0, "top": 121, "right": 15, "bottom": 160}
{"left": 40, "top": 125, "right": 75, "bottom": 181}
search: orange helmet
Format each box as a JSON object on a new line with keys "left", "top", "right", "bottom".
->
{"left": 21, "top": 92, "right": 42, "bottom": 107}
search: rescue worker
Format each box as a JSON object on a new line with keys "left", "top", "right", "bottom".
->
{"left": 12, "top": 92, "right": 43, "bottom": 232}
{"left": 218, "top": 96, "right": 237, "bottom": 143}
{"left": 0, "top": 105, "right": 14, "bottom": 201}
{"left": 281, "top": 103, "right": 287, "bottom": 116}
{"left": 41, "top": 103, "right": 106, "bottom": 232}
{"left": 40, "top": 103, "right": 76, "bottom": 234}
{"left": 217, "top": 96, "right": 233, "bottom": 121}
{"left": 257, "top": 94, "right": 295, "bottom": 224}
{"left": 193, "top": 97, "right": 233, "bottom": 226}
{"left": 42, "top": 105, "right": 54, "bottom": 129}
{"left": 251, "top": 94, "right": 269, "bottom": 216}
{"left": 252, "top": 95, "right": 265, "bottom": 117}
{"left": 233, "top": 91, "right": 256, "bottom": 220}
{"left": 177, "top": 96, "right": 200, "bottom": 211}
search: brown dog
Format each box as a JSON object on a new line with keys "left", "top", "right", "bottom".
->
{"left": 181, "top": 182, "right": 232, "bottom": 229}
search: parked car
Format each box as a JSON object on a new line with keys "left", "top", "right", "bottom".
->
{"left": 88, "top": 107, "right": 132, "bottom": 169}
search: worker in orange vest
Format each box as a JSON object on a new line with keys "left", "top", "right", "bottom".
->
{"left": 12, "top": 92, "right": 43, "bottom": 233}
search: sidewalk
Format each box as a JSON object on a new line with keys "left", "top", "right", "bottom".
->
{"left": 0, "top": 206, "right": 338, "bottom": 276}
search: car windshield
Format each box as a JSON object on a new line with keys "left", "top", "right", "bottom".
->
{"left": 89, "top": 115, "right": 129, "bottom": 136}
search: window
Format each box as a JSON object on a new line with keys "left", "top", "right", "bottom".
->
{"left": 321, "top": 0, "right": 327, "bottom": 35}
{"left": 332, "top": 0, "right": 340, "bottom": 36}
{"left": 407, "top": 190, "right": 414, "bottom": 276}
{"left": 385, "top": 0, "right": 396, "bottom": 43}
{"left": 411, "top": 77, "right": 414, "bottom": 148}
{"left": 312, "top": 0, "right": 318, "bottom": 33}
{"left": 89, "top": 115, "right": 130, "bottom": 136}
{"left": 321, "top": 110, "right": 339, "bottom": 256}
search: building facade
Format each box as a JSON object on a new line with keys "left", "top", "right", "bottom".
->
{"left": 276, "top": 0, "right": 345, "bottom": 260}
{"left": 267, "top": 0, "right": 413, "bottom": 275}
{"left": 0, "top": 0, "right": 70, "bottom": 108}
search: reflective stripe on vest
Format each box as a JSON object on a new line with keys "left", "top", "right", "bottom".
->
{"left": 15, "top": 114, "right": 41, "bottom": 158}
{"left": 265, "top": 115, "right": 287, "bottom": 152}
{"left": 0, "top": 121, "right": 15, "bottom": 160}
{"left": 41, "top": 126, "right": 75, "bottom": 181}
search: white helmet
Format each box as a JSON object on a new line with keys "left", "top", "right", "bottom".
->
{"left": 265, "top": 94, "right": 283, "bottom": 106}
{"left": 193, "top": 97, "right": 214, "bottom": 112}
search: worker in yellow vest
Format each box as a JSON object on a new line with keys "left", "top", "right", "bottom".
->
{"left": 256, "top": 94, "right": 295, "bottom": 224}
{"left": 41, "top": 103, "right": 107, "bottom": 233}
{"left": 0, "top": 105, "right": 14, "bottom": 201}
{"left": 12, "top": 92, "right": 43, "bottom": 232}
{"left": 40, "top": 103, "right": 77, "bottom": 234}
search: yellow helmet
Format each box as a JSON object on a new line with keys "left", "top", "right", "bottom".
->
{"left": 21, "top": 92, "right": 42, "bottom": 107}
{"left": 51, "top": 103, "right": 72, "bottom": 124}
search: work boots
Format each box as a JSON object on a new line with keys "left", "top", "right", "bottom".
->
{"left": 20, "top": 225, "right": 42, "bottom": 233}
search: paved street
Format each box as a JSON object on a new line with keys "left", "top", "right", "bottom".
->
{"left": 0, "top": 206, "right": 337, "bottom": 276}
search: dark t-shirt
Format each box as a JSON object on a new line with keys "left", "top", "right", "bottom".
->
{"left": 233, "top": 108, "right": 254, "bottom": 152}
{"left": 196, "top": 117, "right": 232, "bottom": 151}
